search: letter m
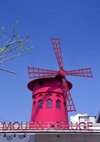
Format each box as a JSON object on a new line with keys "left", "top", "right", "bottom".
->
{"left": 2, "top": 122, "right": 12, "bottom": 130}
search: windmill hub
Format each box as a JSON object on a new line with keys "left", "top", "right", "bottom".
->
{"left": 59, "top": 69, "right": 66, "bottom": 77}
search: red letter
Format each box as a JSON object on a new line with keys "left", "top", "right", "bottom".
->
{"left": 87, "top": 122, "right": 93, "bottom": 130}
{"left": 2, "top": 122, "right": 12, "bottom": 130}
{"left": 12, "top": 122, "right": 20, "bottom": 130}
{"left": 56, "top": 122, "right": 61, "bottom": 130}
{"left": 36, "top": 122, "right": 44, "bottom": 130}
{"left": 71, "top": 122, "right": 78, "bottom": 130}
{"left": 21, "top": 122, "right": 28, "bottom": 130}
{"left": 62, "top": 122, "right": 70, "bottom": 130}
{"left": 29, "top": 122, "right": 35, "bottom": 130}
{"left": 79, "top": 122, "right": 86, "bottom": 130}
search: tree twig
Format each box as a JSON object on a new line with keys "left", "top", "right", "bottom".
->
{"left": 0, "top": 54, "right": 19, "bottom": 64}
{"left": 6, "top": 35, "right": 28, "bottom": 48}
{"left": 0, "top": 21, "right": 32, "bottom": 74}
{"left": 0, "top": 45, "right": 19, "bottom": 56}
{"left": 0, "top": 68, "right": 16, "bottom": 74}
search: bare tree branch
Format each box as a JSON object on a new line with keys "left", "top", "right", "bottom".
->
{"left": 0, "top": 21, "right": 33, "bottom": 74}
{"left": 0, "top": 45, "right": 19, "bottom": 56}
{"left": 6, "top": 35, "right": 28, "bottom": 48}
{"left": 1, "top": 23, "right": 15, "bottom": 51}
{"left": 0, "top": 68, "right": 16, "bottom": 74}
{"left": 0, "top": 54, "right": 19, "bottom": 64}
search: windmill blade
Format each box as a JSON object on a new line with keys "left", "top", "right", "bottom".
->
{"left": 51, "top": 38, "right": 63, "bottom": 69}
{"left": 66, "top": 68, "right": 93, "bottom": 78}
{"left": 62, "top": 77, "right": 68, "bottom": 99}
{"left": 28, "top": 67, "right": 58, "bottom": 79}
{"left": 62, "top": 77, "right": 76, "bottom": 112}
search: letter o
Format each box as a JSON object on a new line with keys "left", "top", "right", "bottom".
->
{"left": 12, "top": 122, "right": 20, "bottom": 130}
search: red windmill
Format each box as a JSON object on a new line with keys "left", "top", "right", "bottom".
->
{"left": 27, "top": 38, "right": 93, "bottom": 126}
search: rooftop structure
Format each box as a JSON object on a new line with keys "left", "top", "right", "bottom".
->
{"left": 70, "top": 113, "right": 96, "bottom": 123}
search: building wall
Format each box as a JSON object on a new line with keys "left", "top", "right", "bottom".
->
{"left": 0, "top": 133, "right": 100, "bottom": 142}
{"left": 70, "top": 113, "right": 96, "bottom": 124}
{"left": 36, "top": 133, "right": 100, "bottom": 142}
{"left": 29, "top": 77, "right": 72, "bottom": 123}
{"left": 0, "top": 134, "right": 35, "bottom": 142}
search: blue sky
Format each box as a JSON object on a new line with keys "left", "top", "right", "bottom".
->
{"left": 0, "top": 0, "right": 100, "bottom": 122}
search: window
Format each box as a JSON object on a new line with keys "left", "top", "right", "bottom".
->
{"left": 33, "top": 102, "right": 36, "bottom": 110}
{"left": 39, "top": 94, "right": 43, "bottom": 98}
{"left": 56, "top": 100, "right": 60, "bottom": 109}
{"left": 40, "top": 81, "right": 43, "bottom": 86}
{"left": 47, "top": 94, "right": 52, "bottom": 97}
{"left": 33, "top": 96, "right": 36, "bottom": 99}
{"left": 56, "top": 94, "right": 60, "bottom": 97}
{"left": 84, "top": 117, "right": 89, "bottom": 121}
{"left": 47, "top": 99, "right": 52, "bottom": 108}
{"left": 39, "top": 100, "right": 43, "bottom": 109}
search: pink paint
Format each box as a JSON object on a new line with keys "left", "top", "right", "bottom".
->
{"left": 28, "top": 76, "right": 72, "bottom": 124}
{"left": 27, "top": 38, "right": 93, "bottom": 128}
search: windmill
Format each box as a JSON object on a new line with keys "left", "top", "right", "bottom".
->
{"left": 27, "top": 38, "right": 93, "bottom": 125}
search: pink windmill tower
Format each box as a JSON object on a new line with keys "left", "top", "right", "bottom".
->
{"left": 27, "top": 38, "right": 93, "bottom": 126}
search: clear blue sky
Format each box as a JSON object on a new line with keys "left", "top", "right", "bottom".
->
{"left": 0, "top": 0, "right": 100, "bottom": 122}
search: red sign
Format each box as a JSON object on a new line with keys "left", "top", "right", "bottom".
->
{"left": 2, "top": 122, "right": 93, "bottom": 131}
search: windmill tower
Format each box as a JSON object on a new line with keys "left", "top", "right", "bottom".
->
{"left": 27, "top": 38, "right": 93, "bottom": 126}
